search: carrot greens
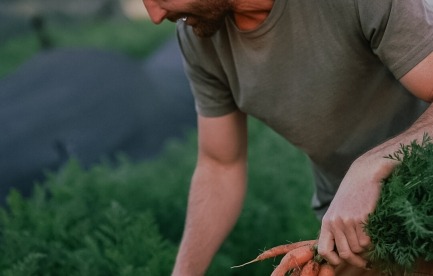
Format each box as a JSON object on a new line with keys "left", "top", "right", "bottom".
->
{"left": 365, "top": 133, "right": 433, "bottom": 273}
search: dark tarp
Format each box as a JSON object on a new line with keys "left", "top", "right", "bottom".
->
{"left": 0, "top": 38, "right": 196, "bottom": 204}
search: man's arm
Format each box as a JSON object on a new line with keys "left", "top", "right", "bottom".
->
{"left": 172, "top": 110, "right": 248, "bottom": 276}
{"left": 318, "top": 50, "right": 433, "bottom": 268}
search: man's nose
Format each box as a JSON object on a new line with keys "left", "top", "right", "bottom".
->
{"left": 146, "top": 4, "right": 168, "bottom": 24}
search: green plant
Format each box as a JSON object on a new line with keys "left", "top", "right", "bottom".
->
{"left": 0, "top": 118, "right": 319, "bottom": 275}
{"left": 365, "top": 134, "right": 433, "bottom": 274}
{"left": 0, "top": 182, "right": 176, "bottom": 275}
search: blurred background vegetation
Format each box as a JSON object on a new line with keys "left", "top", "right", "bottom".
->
{"left": 0, "top": 1, "right": 320, "bottom": 275}
{"left": 0, "top": 1, "right": 175, "bottom": 78}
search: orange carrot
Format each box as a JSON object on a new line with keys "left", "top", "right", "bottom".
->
{"left": 231, "top": 240, "right": 316, "bottom": 268}
{"left": 299, "top": 260, "right": 317, "bottom": 276}
{"left": 290, "top": 267, "right": 302, "bottom": 276}
{"left": 300, "top": 259, "right": 319, "bottom": 276}
{"left": 270, "top": 245, "right": 315, "bottom": 276}
{"left": 318, "top": 263, "right": 335, "bottom": 276}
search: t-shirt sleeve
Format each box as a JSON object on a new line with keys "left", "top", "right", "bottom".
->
{"left": 356, "top": 0, "right": 433, "bottom": 79}
{"left": 176, "top": 23, "right": 238, "bottom": 117}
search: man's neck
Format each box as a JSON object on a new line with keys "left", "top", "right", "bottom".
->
{"left": 231, "top": 0, "right": 274, "bottom": 30}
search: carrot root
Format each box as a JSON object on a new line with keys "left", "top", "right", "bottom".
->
{"left": 230, "top": 259, "right": 258, "bottom": 269}
{"left": 318, "top": 263, "right": 335, "bottom": 276}
{"left": 270, "top": 245, "right": 315, "bottom": 276}
{"left": 231, "top": 240, "right": 316, "bottom": 269}
{"left": 290, "top": 267, "right": 302, "bottom": 276}
{"left": 300, "top": 259, "right": 320, "bottom": 276}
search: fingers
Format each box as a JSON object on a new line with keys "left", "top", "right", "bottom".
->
{"left": 318, "top": 217, "right": 371, "bottom": 269}
{"left": 335, "top": 225, "right": 369, "bottom": 268}
{"left": 356, "top": 224, "right": 371, "bottom": 249}
{"left": 342, "top": 223, "right": 364, "bottom": 254}
{"left": 317, "top": 225, "right": 341, "bottom": 266}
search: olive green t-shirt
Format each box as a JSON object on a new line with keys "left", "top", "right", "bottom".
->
{"left": 176, "top": 0, "right": 433, "bottom": 217}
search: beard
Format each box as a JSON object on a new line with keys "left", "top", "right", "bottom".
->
{"left": 192, "top": 17, "right": 227, "bottom": 37}
{"left": 188, "top": 0, "right": 232, "bottom": 37}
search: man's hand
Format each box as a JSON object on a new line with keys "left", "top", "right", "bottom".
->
{"left": 317, "top": 152, "right": 397, "bottom": 269}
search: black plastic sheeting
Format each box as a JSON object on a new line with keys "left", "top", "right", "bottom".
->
{"left": 0, "top": 38, "right": 196, "bottom": 204}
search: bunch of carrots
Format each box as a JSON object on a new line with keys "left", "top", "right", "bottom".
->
{"left": 231, "top": 239, "right": 334, "bottom": 276}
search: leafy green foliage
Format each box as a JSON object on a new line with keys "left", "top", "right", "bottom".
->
{"left": 0, "top": 119, "right": 319, "bottom": 275}
{"left": 365, "top": 134, "right": 433, "bottom": 274}
{"left": 0, "top": 183, "right": 176, "bottom": 275}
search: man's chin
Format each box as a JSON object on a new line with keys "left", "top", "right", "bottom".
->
{"left": 193, "top": 28, "right": 217, "bottom": 38}
{"left": 192, "top": 22, "right": 224, "bottom": 37}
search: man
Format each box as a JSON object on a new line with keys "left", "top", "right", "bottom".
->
{"left": 142, "top": 0, "right": 433, "bottom": 274}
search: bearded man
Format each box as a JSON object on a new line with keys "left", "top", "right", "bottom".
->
{"left": 142, "top": 0, "right": 433, "bottom": 274}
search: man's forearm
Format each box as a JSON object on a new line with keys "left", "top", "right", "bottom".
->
{"left": 367, "top": 103, "right": 433, "bottom": 159}
{"left": 172, "top": 160, "right": 247, "bottom": 276}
